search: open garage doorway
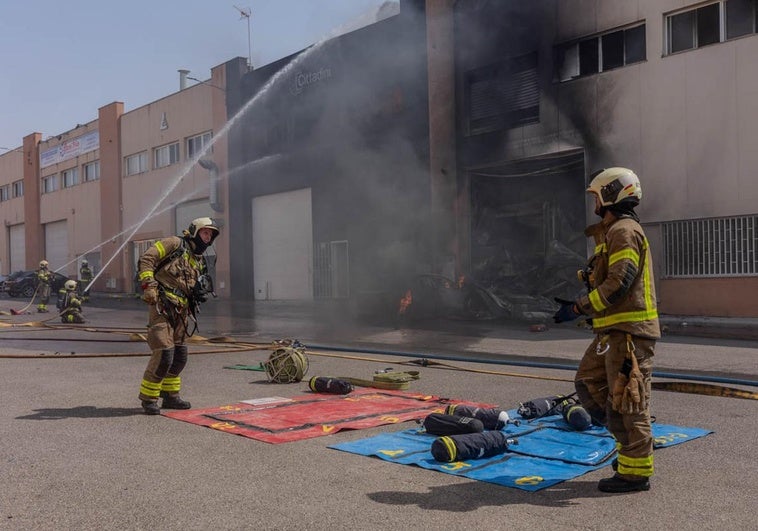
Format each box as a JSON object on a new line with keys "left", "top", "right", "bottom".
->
{"left": 466, "top": 150, "right": 586, "bottom": 319}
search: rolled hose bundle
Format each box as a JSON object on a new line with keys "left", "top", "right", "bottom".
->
{"left": 264, "top": 340, "right": 309, "bottom": 383}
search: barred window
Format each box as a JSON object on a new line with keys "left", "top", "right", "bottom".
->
{"left": 663, "top": 215, "right": 758, "bottom": 277}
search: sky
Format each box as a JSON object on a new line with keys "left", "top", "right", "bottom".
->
{"left": 0, "top": 0, "right": 392, "bottom": 152}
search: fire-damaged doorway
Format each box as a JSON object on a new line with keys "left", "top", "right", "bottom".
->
{"left": 464, "top": 150, "right": 587, "bottom": 320}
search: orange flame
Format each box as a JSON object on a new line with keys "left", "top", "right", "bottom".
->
{"left": 397, "top": 289, "right": 413, "bottom": 315}
{"left": 457, "top": 275, "right": 465, "bottom": 289}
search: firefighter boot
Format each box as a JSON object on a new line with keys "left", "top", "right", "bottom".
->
{"left": 162, "top": 395, "right": 191, "bottom": 410}
{"left": 141, "top": 400, "right": 161, "bottom": 415}
{"left": 598, "top": 474, "right": 650, "bottom": 493}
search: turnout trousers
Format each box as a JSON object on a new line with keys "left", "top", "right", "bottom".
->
{"left": 575, "top": 330, "right": 655, "bottom": 480}
{"left": 138, "top": 303, "right": 190, "bottom": 403}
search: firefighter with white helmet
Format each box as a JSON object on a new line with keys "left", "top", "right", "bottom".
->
{"left": 36, "top": 260, "right": 52, "bottom": 313}
{"left": 136, "top": 217, "right": 220, "bottom": 415}
{"left": 553, "top": 167, "right": 659, "bottom": 493}
{"left": 58, "top": 279, "right": 85, "bottom": 324}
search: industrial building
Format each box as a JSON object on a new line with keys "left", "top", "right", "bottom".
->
{"left": 1, "top": 0, "right": 757, "bottom": 317}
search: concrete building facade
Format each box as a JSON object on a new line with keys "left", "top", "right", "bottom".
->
{"left": 0, "top": 59, "right": 245, "bottom": 296}
{"left": 2, "top": 0, "right": 757, "bottom": 318}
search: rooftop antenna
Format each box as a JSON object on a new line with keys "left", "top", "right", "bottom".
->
{"left": 233, "top": 5, "right": 252, "bottom": 70}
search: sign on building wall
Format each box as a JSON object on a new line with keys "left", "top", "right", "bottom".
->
{"left": 39, "top": 131, "right": 99, "bottom": 169}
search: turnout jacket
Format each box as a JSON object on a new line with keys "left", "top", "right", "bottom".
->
{"left": 138, "top": 236, "right": 205, "bottom": 308}
{"left": 576, "top": 216, "right": 660, "bottom": 339}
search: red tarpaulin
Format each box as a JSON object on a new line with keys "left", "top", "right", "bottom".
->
{"left": 163, "top": 388, "right": 494, "bottom": 444}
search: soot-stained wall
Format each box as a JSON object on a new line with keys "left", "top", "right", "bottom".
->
{"left": 227, "top": 2, "right": 430, "bottom": 302}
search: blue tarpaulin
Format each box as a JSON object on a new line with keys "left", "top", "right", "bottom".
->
{"left": 330, "top": 413, "right": 711, "bottom": 491}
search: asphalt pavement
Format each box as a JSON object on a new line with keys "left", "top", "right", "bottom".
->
{"left": 0, "top": 295, "right": 756, "bottom": 530}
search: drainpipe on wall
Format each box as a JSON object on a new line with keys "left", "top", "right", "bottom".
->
{"left": 199, "top": 159, "right": 223, "bottom": 213}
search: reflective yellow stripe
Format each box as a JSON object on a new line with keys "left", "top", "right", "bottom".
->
{"left": 439, "top": 436, "right": 457, "bottom": 462}
{"left": 592, "top": 309, "right": 659, "bottom": 328}
{"left": 589, "top": 290, "right": 606, "bottom": 312}
{"left": 617, "top": 453, "right": 654, "bottom": 477}
{"left": 161, "top": 376, "right": 181, "bottom": 393}
{"left": 643, "top": 239, "right": 655, "bottom": 312}
{"left": 595, "top": 243, "right": 607, "bottom": 254}
{"left": 163, "top": 291, "right": 188, "bottom": 307}
{"left": 609, "top": 248, "right": 639, "bottom": 267}
{"left": 155, "top": 241, "right": 167, "bottom": 259}
{"left": 138, "top": 271, "right": 154, "bottom": 281}
{"left": 140, "top": 379, "right": 162, "bottom": 398}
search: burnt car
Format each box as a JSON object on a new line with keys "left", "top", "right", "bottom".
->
{"left": 4, "top": 270, "right": 70, "bottom": 298}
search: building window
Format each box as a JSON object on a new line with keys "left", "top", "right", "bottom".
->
{"left": 465, "top": 52, "right": 539, "bottom": 135}
{"left": 125, "top": 152, "right": 148, "bottom": 176}
{"left": 62, "top": 168, "right": 79, "bottom": 188}
{"left": 665, "top": 0, "right": 758, "bottom": 55}
{"left": 84, "top": 161, "right": 100, "bottom": 182}
{"left": 663, "top": 215, "right": 758, "bottom": 277}
{"left": 154, "top": 142, "right": 180, "bottom": 169}
{"left": 42, "top": 174, "right": 58, "bottom": 194}
{"left": 12, "top": 180, "right": 23, "bottom": 198}
{"left": 556, "top": 23, "right": 646, "bottom": 82}
{"left": 187, "top": 132, "right": 212, "bottom": 159}
{"left": 0, "top": 185, "right": 9, "bottom": 202}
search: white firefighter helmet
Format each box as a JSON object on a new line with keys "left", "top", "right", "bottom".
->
{"left": 39, "top": 260, "right": 49, "bottom": 268}
{"left": 586, "top": 167, "right": 642, "bottom": 207}
{"left": 81, "top": 259, "right": 88, "bottom": 266}
{"left": 187, "top": 217, "right": 220, "bottom": 240}
{"left": 64, "top": 279, "right": 77, "bottom": 291}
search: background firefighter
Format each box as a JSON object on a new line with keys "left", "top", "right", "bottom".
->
{"left": 136, "top": 217, "right": 219, "bottom": 416}
{"left": 36, "top": 260, "right": 51, "bottom": 313}
{"left": 58, "top": 279, "right": 85, "bottom": 323}
{"left": 79, "top": 259, "right": 93, "bottom": 302}
{"left": 553, "top": 167, "right": 659, "bottom": 493}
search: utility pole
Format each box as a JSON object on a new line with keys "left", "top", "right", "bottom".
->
{"left": 233, "top": 5, "right": 252, "bottom": 70}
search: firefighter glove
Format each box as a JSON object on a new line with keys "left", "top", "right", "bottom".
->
{"left": 553, "top": 298, "right": 580, "bottom": 323}
{"left": 611, "top": 372, "right": 629, "bottom": 412}
{"left": 141, "top": 282, "right": 159, "bottom": 305}
{"left": 620, "top": 354, "right": 645, "bottom": 414}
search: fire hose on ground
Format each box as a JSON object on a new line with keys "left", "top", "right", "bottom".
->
{"left": 0, "top": 326, "right": 755, "bottom": 400}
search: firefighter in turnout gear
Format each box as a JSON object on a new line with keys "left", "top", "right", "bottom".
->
{"left": 136, "top": 217, "right": 219, "bottom": 415}
{"left": 552, "top": 167, "right": 659, "bottom": 493}
{"left": 58, "top": 279, "right": 85, "bottom": 324}
{"left": 79, "top": 259, "right": 93, "bottom": 302}
{"left": 36, "top": 260, "right": 52, "bottom": 313}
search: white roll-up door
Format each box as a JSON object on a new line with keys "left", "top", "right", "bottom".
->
{"left": 252, "top": 188, "right": 313, "bottom": 300}
{"left": 44, "top": 220, "right": 69, "bottom": 273}
{"left": 9, "top": 224, "right": 25, "bottom": 273}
